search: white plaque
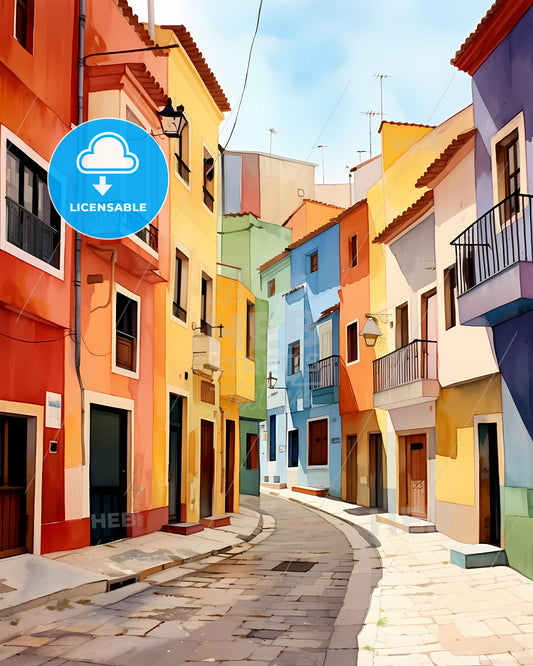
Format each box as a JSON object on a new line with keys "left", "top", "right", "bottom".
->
{"left": 45, "top": 392, "right": 62, "bottom": 429}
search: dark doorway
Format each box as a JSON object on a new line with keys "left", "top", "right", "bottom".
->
{"left": 406, "top": 435, "right": 427, "bottom": 519}
{"left": 89, "top": 405, "right": 128, "bottom": 545}
{"left": 369, "top": 433, "right": 384, "bottom": 509}
{"left": 168, "top": 395, "right": 183, "bottom": 523}
{"left": 200, "top": 420, "right": 214, "bottom": 518}
{"left": 0, "top": 416, "right": 29, "bottom": 557}
{"left": 345, "top": 435, "right": 358, "bottom": 503}
{"left": 479, "top": 423, "right": 501, "bottom": 546}
{"left": 225, "top": 420, "right": 235, "bottom": 513}
{"left": 288, "top": 429, "right": 299, "bottom": 469}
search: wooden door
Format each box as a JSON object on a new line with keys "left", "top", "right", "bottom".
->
{"left": 369, "top": 433, "right": 384, "bottom": 509}
{"left": 318, "top": 320, "right": 333, "bottom": 360}
{"left": 406, "top": 435, "right": 427, "bottom": 519}
{"left": 308, "top": 419, "right": 328, "bottom": 466}
{"left": 345, "top": 435, "right": 358, "bottom": 503}
{"left": 168, "top": 395, "right": 183, "bottom": 523}
{"left": 200, "top": 420, "right": 214, "bottom": 518}
{"left": 0, "top": 416, "right": 28, "bottom": 558}
{"left": 89, "top": 406, "right": 128, "bottom": 545}
{"left": 225, "top": 420, "right": 235, "bottom": 513}
{"left": 479, "top": 423, "right": 501, "bottom": 546}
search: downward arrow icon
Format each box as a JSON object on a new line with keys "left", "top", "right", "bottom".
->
{"left": 93, "top": 176, "right": 112, "bottom": 196}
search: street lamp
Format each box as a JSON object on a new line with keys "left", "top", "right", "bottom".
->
{"left": 360, "top": 315, "right": 383, "bottom": 348}
{"left": 158, "top": 97, "right": 186, "bottom": 138}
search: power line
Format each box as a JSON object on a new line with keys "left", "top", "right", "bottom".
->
{"left": 0, "top": 330, "right": 71, "bottom": 344}
{"left": 222, "top": 0, "right": 263, "bottom": 151}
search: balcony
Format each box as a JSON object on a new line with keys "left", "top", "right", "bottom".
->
{"left": 135, "top": 223, "right": 158, "bottom": 253}
{"left": 451, "top": 193, "right": 533, "bottom": 326}
{"left": 373, "top": 340, "right": 439, "bottom": 410}
{"left": 192, "top": 327, "right": 221, "bottom": 376}
{"left": 309, "top": 355, "right": 339, "bottom": 405}
{"left": 6, "top": 197, "right": 60, "bottom": 268}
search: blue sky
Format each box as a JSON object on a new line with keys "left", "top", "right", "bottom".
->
{"left": 127, "top": 0, "right": 491, "bottom": 183}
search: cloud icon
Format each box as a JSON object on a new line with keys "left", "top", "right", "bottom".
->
{"left": 76, "top": 132, "right": 139, "bottom": 174}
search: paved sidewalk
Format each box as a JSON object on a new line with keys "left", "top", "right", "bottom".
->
{"left": 0, "top": 505, "right": 262, "bottom": 616}
{"left": 263, "top": 487, "right": 533, "bottom": 666}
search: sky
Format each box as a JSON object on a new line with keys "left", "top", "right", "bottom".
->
{"left": 127, "top": 0, "right": 491, "bottom": 184}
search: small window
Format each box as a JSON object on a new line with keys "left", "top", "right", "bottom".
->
{"left": 288, "top": 429, "right": 299, "bottom": 468}
{"left": 496, "top": 129, "right": 520, "bottom": 220}
{"left": 444, "top": 265, "right": 457, "bottom": 330}
{"left": 347, "top": 321, "right": 359, "bottom": 363}
{"left": 15, "top": 0, "right": 34, "bottom": 52}
{"left": 174, "top": 119, "right": 190, "bottom": 185}
{"left": 267, "top": 279, "right": 275, "bottom": 297}
{"left": 308, "top": 251, "right": 318, "bottom": 273}
{"left": 200, "top": 274, "right": 213, "bottom": 334}
{"left": 308, "top": 418, "right": 328, "bottom": 466}
{"left": 246, "top": 300, "right": 255, "bottom": 360}
{"left": 246, "top": 433, "right": 259, "bottom": 470}
{"left": 350, "top": 234, "right": 358, "bottom": 268}
{"left": 203, "top": 148, "right": 215, "bottom": 212}
{"left": 289, "top": 340, "right": 301, "bottom": 375}
{"left": 116, "top": 292, "right": 138, "bottom": 372}
{"left": 395, "top": 303, "right": 409, "bottom": 349}
{"left": 269, "top": 415, "right": 276, "bottom": 461}
{"left": 173, "top": 249, "right": 189, "bottom": 322}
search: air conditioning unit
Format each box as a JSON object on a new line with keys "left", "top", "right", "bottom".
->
{"left": 192, "top": 332, "right": 221, "bottom": 372}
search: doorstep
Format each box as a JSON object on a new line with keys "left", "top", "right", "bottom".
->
{"left": 292, "top": 486, "right": 329, "bottom": 498}
{"left": 199, "top": 514, "right": 231, "bottom": 528}
{"left": 375, "top": 512, "right": 436, "bottom": 533}
{"left": 450, "top": 542, "right": 508, "bottom": 569}
{"left": 260, "top": 482, "right": 287, "bottom": 490}
{"left": 161, "top": 522, "right": 205, "bottom": 536}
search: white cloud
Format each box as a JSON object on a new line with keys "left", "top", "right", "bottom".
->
{"left": 77, "top": 133, "right": 139, "bottom": 174}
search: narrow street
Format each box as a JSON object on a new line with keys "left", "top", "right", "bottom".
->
{"left": 0, "top": 496, "right": 379, "bottom": 666}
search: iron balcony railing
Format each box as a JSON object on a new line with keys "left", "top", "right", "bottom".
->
{"left": 175, "top": 154, "right": 190, "bottom": 185}
{"left": 309, "top": 355, "right": 340, "bottom": 391}
{"left": 6, "top": 197, "right": 60, "bottom": 268}
{"left": 373, "top": 340, "right": 437, "bottom": 393}
{"left": 135, "top": 223, "right": 158, "bottom": 252}
{"left": 451, "top": 192, "right": 533, "bottom": 295}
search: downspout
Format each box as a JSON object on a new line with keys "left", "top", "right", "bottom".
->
{"left": 76, "top": 0, "right": 86, "bottom": 464}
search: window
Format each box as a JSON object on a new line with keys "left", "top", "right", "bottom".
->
{"left": 308, "top": 250, "right": 318, "bottom": 273}
{"left": 267, "top": 279, "right": 275, "bottom": 297}
{"left": 308, "top": 418, "right": 328, "bottom": 466}
{"left": 246, "top": 300, "right": 255, "bottom": 360}
{"left": 347, "top": 321, "right": 359, "bottom": 364}
{"left": 246, "top": 433, "right": 259, "bottom": 470}
{"left": 395, "top": 303, "right": 409, "bottom": 349}
{"left": 15, "top": 0, "right": 34, "bottom": 52}
{"left": 289, "top": 340, "right": 301, "bottom": 375}
{"left": 288, "top": 429, "right": 299, "bottom": 468}
{"left": 116, "top": 292, "right": 138, "bottom": 372}
{"left": 6, "top": 144, "right": 60, "bottom": 268}
{"left": 174, "top": 119, "right": 190, "bottom": 185}
{"left": 496, "top": 129, "right": 520, "bottom": 218}
{"left": 269, "top": 415, "right": 276, "bottom": 461}
{"left": 173, "top": 249, "right": 189, "bottom": 322}
{"left": 203, "top": 148, "right": 215, "bottom": 212}
{"left": 444, "top": 265, "right": 457, "bottom": 330}
{"left": 350, "top": 234, "right": 358, "bottom": 268}
{"left": 200, "top": 274, "right": 213, "bottom": 334}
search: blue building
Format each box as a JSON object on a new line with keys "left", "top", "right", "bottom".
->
{"left": 260, "top": 220, "right": 342, "bottom": 497}
{"left": 451, "top": 0, "right": 533, "bottom": 578}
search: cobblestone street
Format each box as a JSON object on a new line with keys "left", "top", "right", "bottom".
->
{"left": 0, "top": 496, "right": 378, "bottom": 665}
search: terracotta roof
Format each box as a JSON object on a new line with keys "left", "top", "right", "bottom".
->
{"left": 452, "top": 0, "right": 533, "bottom": 74}
{"left": 331, "top": 199, "right": 367, "bottom": 223}
{"left": 258, "top": 250, "right": 290, "bottom": 273}
{"left": 287, "top": 218, "right": 339, "bottom": 251}
{"left": 415, "top": 129, "right": 477, "bottom": 189}
{"left": 223, "top": 211, "right": 258, "bottom": 219}
{"left": 161, "top": 25, "right": 230, "bottom": 112}
{"left": 373, "top": 190, "right": 434, "bottom": 244}
{"left": 281, "top": 199, "right": 344, "bottom": 227}
{"left": 114, "top": 0, "right": 155, "bottom": 48}
{"left": 317, "top": 303, "right": 340, "bottom": 322}
{"left": 378, "top": 120, "right": 436, "bottom": 134}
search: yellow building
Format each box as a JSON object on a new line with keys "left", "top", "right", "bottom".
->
{"left": 156, "top": 25, "right": 233, "bottom": 526}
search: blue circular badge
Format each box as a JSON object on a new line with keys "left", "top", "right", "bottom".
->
{"left": 48, "top": 118, "right": 168, "bottom": 239}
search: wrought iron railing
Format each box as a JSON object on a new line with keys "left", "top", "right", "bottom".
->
{"left": 203, "top": 186, "right": 214, "bottom": 212}
{"left": 309, "top": 355, "right": 340, "bottom": 391}
{"left": 451, "top": 192, "right": 533, "bottom": 295}
{"left": 135, "top": 223, "right": 158, "bottom": 252}
{"left": 373, "top": 340, "right": 437, "bottom": 393}
{"left": 175, "top": 154, "right": 190, "bottom": 185}
{"left": 6, "top": 197, "right": 60, "bottom": 268}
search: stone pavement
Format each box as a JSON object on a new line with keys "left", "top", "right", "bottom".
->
{"left": 0, "top": 495, "right": 378, "bottom": 665}
{"left": 263, "top": 487, "right": 533, "bottom": 666}
{"left": 0, "top": 507, "right": 261, "bottom": 615}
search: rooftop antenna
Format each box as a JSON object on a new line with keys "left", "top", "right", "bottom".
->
{"left": 361, "top": 111, "right": 379, "bottom": 158}
{"left": 317, "top": 145, "right": 327, "bottom": 184}
{"left": 357, "top": 149, "right": 368, "bottom": 163}
{"left": 374, "top": 73, "right": 390, "bottom": 123}
{"left": 269, "top": 128, "right": 278, "bottom": 155}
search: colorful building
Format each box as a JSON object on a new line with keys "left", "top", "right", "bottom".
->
{"left": 451, "top": 0, "right": 533, "bottom": 576}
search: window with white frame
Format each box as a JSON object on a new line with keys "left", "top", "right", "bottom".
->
{"left": 115, "top": 290, "right": 139, "bottom": 374}
{"left": 173, "top": 249, "right": 189, "bottom": 322}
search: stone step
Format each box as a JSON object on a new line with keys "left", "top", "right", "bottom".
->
{"left": 450, "top": 543, "right": 508, "bottom": 569}
{"left": 199, "top": 514, "right": 231, "bottom": 528}
{"left": 292, "top": 486, "right": 329, "bottom": 498}
{"left": 161, "top": 522, "right": 205, "bottom": 536}
{"left": 260, "top": 482, "right": 287, "bottom": 490}
{"left": 375, "top": 512, "right": 436, "bottom": 533}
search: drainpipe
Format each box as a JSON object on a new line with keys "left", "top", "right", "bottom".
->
{"left": 76, "top": 0, "right": 86, "bottom": 464}
{"left": 147, "top": 0, "right": 155, "bottom": 42}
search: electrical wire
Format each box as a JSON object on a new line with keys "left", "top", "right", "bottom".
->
{"left": 0, "top": 330, "right": 71, "bottom": 344}
{"left": 222, "top": 0, "right": 263, "bottom": 151}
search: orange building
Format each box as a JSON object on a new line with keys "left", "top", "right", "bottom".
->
{"left": 337, "top": 201, "right": 384, "bottom": 508}
{"left": 283, "top": 199, "right": 344, "bottom": 242}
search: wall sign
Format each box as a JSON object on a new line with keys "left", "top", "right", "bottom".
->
{"left": 45, "top": 392, "right": 62, "bottom": 429}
